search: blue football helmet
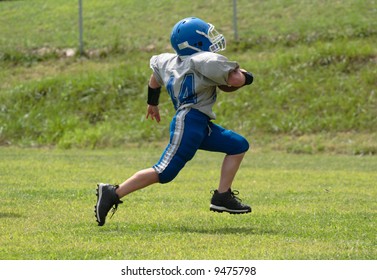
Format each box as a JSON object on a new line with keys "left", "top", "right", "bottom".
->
{"left": 170, "top": 17, "right": 226, "bottom": 56}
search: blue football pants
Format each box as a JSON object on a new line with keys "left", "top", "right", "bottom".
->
{"left": 153, "top": 108, "right": 249, "bottom": 184}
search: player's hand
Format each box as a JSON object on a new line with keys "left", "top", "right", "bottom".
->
{"left": 146, "top": 105, "right": 161, "bottom": 123}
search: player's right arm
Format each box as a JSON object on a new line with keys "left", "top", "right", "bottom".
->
{"left": 227, "top": 68, "right": 246, "bottom": 87}
{"left": 193, "top": 53, "right": 253, "bottom": 91}
{"left": 219, "top": 68, "right": 254, "bottom": 92}
{"left": 146, "top": 74, "right": 161, "bottom": 123}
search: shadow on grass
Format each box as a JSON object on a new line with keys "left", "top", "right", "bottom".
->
{"left": 176, "top": 225, "right": 272, "bottom": 235}
{"left": 97, "top": 222, "right": 276, "bottom": 236}
{"left": 0, "top": 212, "right": 23, "bottom": 219}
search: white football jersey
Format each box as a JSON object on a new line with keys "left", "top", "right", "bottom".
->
{"left": 150, "top": 52, "right": 239, "bottom": 119}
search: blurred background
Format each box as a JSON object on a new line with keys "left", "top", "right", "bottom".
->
{"left": 0, "top": 0, "right": 376, "bottom": 153}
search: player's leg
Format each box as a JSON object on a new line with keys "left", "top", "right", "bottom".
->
{"left": 199, "top": 123, "right": 251, "bottom": 214}
{"left": 95, "top": 108, "right": 208, "bottom": 226}
{"left": 115, "top": 168, "right": 159, "bottom": 197}
{"left": 199, "top": 122, "right": 249, "bottom": 190}
{"left": 95, "top": 168, "right": 159, "bottom": 226}
{"left": 218, "top": 152, "right": 246, "bottom": 193}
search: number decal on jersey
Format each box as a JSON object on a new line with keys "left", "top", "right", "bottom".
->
{"left": 166, "top": 74, "right": 197, "bottom": 110}
{"left": 166, "top": 75, "right": 178, "bottom": 109}
{"left": 179, "top": 74, "right": 197, "bottom": 105}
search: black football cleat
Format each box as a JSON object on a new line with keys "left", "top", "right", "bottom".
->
{"left": 210, "top": 189, "right": 251, "bottom": 214}
{"left": 94, "top": 183, "right": 123, "bottom": 226}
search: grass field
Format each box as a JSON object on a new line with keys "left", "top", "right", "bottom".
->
{"left": 0, "top": 147, "right": 376, "bottom": 260}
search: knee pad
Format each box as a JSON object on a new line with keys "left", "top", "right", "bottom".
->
{"left": 154, "top": 155, "right": 187, "bottom": 184}
{"left": 237, "top": 136, "right": 250, "bottom": 154}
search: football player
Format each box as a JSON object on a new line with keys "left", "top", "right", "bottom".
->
{"left": 95, "top": 17, "right": 254, "bottom": 226}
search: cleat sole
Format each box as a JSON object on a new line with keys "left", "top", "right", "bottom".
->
{"left": 210, "top": 204, "right": 251, "bottom": 214}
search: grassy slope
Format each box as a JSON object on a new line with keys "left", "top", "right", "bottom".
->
{"left": 0, "top": 0, "right": 376, "bottom": 151}
{"left": 0, "top": 147, "right": 376, "bottom": 259}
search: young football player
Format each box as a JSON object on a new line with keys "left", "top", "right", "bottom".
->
{"left": 95, "top": 17, "right": 254, "bottom": 226}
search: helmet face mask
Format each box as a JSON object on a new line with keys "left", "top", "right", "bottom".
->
{"left": 171, "top": 17, "right": 226, "bottom": 56}
{"left": 207, "top": 24, "right": 226, "bottom": 53}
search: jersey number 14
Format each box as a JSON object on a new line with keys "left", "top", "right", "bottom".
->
{"left": 167, "top": 74, "right": 197, "bottom": 110}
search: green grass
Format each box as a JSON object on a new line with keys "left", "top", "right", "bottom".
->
{"left": 0, "top": 147, "right": 376, "bottom": 259}
{"left": 0, "top": 0, "right": 376, "bottom": 148}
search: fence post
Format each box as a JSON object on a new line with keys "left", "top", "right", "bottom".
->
{"left": 232, "top": 0, "right": 239, "bottom": 41}
{"left": 78, "top": 0, "right": 84, "bottom": 55}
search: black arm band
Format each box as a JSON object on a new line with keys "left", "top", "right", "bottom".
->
{"left": 147, "top": 85, "right": 161, "bottom": 106}
{"left": 242, "top": 71, "right": 254, "bottom": 85}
